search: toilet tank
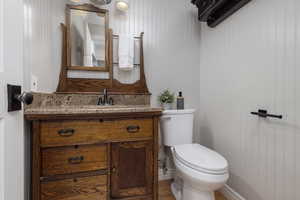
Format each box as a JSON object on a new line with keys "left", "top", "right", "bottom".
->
{"left": 160, "top": 109, "right": 195, "bottom": 147}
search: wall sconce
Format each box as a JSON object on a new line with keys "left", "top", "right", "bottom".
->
{"left": 116, "top": 0, "right": 129, "bottom": 12}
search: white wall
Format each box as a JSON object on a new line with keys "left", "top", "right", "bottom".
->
{"left": 199, "top": 0, "right": 300, "bottom": 199}
{"left": 24, "top": 0, "right": 68, "bottom": 93}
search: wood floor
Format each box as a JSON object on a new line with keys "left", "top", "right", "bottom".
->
{"left": 158, "top": 180, "right": 227, "bottom": 200}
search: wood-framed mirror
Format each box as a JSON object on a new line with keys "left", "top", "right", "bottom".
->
{"left": 66, "top": 4, "right": 109, "bottom": 71}
{"left": 57, "top": 4, "right": 150, "bottom": 95}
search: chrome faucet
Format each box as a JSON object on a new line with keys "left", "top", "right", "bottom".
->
{"left": 97, "top": 88, "right": 114, "bottom": 106}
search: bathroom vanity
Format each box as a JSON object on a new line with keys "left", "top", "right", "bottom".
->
{"left": 25, "top": 106, "right": 161, "bottom": 200}
{"left": 24, "top": 3, "right": 162, "bottom": 200}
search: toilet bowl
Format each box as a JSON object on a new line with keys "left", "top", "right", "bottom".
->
{"left": 160, "top": 109, "right": 229, "bottom": 200}
{"left": 172, "top": 144, "right": 229, "bottom": 200}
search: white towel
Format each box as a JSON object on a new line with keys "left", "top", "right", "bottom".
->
{"left": 118, "top": 34, "right": 134, "bottom": 71}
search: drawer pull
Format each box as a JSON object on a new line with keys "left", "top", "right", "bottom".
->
{"left": 126, "top": 125, "right": 140, "bottom": 133}
{"left": 58, "top": 129, "right": 75, "bottom": 137}
{"left": 68, "top": 156, "right": 84, "bottom": 164}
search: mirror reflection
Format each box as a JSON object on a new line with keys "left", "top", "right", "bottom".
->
{"left": 70, "top": 9, "right": 106, "bottom": 68}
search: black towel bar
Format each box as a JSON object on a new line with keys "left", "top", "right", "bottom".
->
{"left": 251, "top": 109, "right": 282, "bottom": 119}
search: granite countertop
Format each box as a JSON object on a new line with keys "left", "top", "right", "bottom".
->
{"left": 24, "top": 105, "right": 163, "bottom": 116}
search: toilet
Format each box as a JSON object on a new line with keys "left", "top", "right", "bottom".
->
{"left": 160, "top": 109, "right": 229, "bottom": 200}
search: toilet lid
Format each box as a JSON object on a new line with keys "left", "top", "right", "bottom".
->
{"left": 174, "top": 144, "right": 228, "bottom": 175}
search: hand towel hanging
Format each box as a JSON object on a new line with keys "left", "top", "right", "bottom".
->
{"left": 118, "top": 34, "right": 134, "bottom": 71}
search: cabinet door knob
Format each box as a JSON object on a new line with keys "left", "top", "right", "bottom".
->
{"left": 111, "top": 167, "right": 116, "bottom": 173}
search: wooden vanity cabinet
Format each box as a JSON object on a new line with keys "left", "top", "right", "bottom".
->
{"left": 27, "top": 112, "right": 161, "bottom": 200}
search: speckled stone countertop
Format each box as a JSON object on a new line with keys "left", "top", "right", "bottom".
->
{"left": 24, "top": 93, "right": 162, "bottom": 120}
{"left": 24, "top": 105, "right": 162, "bottom": 115}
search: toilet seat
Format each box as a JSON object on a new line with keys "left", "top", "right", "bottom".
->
{"left": 173, "top": 144, "right": 228, "bottom": 175}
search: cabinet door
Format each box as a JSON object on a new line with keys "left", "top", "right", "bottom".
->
{"left": 111, "top": 141, "right": 153, "bottom": 198}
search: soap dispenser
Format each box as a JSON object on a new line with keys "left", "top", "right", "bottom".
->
{"left": 177, "top": 91, "right": 184, "bottom": 110}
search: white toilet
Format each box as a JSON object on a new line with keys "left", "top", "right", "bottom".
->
{"left": 160, "top": 109, "right": 229, "bottom": 200}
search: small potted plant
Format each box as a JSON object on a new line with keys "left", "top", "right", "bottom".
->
{"left": 158, "top": 90, "right": 175, "bottom": 110}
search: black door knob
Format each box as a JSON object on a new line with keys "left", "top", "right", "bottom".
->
{"left": 15, "top": 92, "right": 34, "bottom": 105}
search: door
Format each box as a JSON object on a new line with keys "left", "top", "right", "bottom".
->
{"left": 0, "top": 0, "right": 25, "bottom": 200}
{"left": 111, "top": 141, "right": 153, "bottom": 198}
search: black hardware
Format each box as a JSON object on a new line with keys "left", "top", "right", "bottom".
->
{"left": 127, "top": 125, "right": 140, "bottom": 133}
{"left": 97, "top": 98, "right": 103, "bottom": 105}
{"left": 58, "top": 128, "right": 75, "bottom": 137}
{"left": 191, "top": 0, "right": 252, "bottom": 28}
{"left": 251, "top": 109, "right": 283, "bottom": 119}
{"left": 192, "top": 0, "right": 227, "bottom": 22}
{"left": 109, "top": 97, "right": 114, "bottom": 106}
{"left": 17, "top": 92, "right": 34, "bottom": 105}
{"left": 68, "top": 156, "right": 84, "bottom": 165}
{"left": 97, "top": 88, "right": 114, "bottom": 106}
{"left": 207, "top": 0, "right": 252, "bottom": 27}
{"left": 7, "top": 84, "right": 33, "bottom": 112}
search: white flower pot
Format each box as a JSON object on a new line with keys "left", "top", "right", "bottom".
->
{"left": 162, "top": 103, "right": 172, "bottom": 110}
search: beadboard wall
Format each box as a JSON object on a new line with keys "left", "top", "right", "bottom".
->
{"left": 199, "top": 0, "right": 300, "bottom": 199}
{"left": 24, "top": 0, "right": 68, "bottom": 93}
{"left": 23, "top": 0, "right": 201, "bottom": 111}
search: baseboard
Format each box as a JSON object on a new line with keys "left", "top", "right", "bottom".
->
{"left": 158, "top": 168, "right": 176, "bottom": 181}
{"left": 220, "top": 184, "right": 246, "bottom": 200}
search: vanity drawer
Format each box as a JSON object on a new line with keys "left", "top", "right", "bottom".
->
{"left": 42, "top": 144, "right": 107, "bottom": 176}
{"left": 40, "top": 119, "right": 153, "bottom": 147}
{"left": 41, "top": 175, "right": 107, "bottom": 200}
{"left": 111, "top": 119, "right": 153, "bottom": 141}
